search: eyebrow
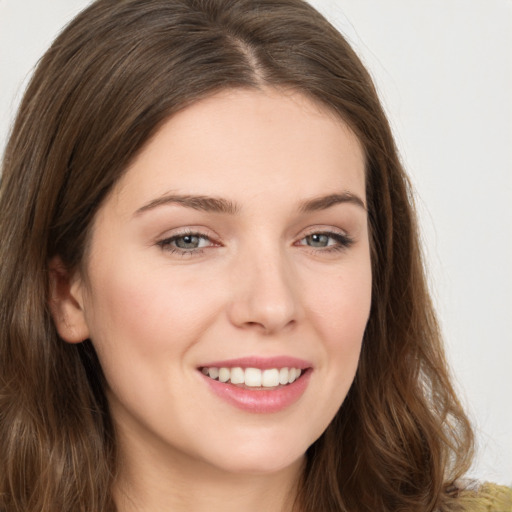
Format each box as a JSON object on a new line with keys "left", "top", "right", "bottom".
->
{"left": 298, "top": 192, "right": 366, "bottom": 212}
{"left": 134, "top": 191, "right": 366, "bottom": 217}
{"left": 134, "top": 194, "right": 240, "bottom": 216}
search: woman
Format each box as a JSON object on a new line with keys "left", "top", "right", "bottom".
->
{"left": 0, "top": 0, "right": 509, "bottom": 511}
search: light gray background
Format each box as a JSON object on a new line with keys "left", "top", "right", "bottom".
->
{"left": 1, "top": 0, "right": 511, "bottom": 486}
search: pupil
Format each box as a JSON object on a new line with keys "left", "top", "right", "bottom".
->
{"left": 308, "top": 234, "right": 328, "bottom": 247}
{"left": 177, "top": 235, "right": 199, "bottom": 249}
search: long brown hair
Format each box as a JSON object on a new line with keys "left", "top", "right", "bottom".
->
{"left": 0, "top": 1, "right": 473, "bottom": 510}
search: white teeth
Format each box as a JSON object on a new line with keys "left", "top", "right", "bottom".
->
{"left": 244, "top": 368, "right": 262, "bottom": 387}
{"left": 203, "top": 366, "right": 304, "bottom": 387}
{"left": 279, "top": 367, "right": 289, "bottom": 385}
{"left": 218, "top": 367, "right": 230, "bottom": 383}
{"left": 262, "top": 369, "right": 279, "bottom": 387}
{"left": 230, "top": 367, "right": 245, "bottom": 385}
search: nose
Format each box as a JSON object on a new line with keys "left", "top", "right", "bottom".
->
{"left": 227, "top": 246, "right": 300, "bottom": 335}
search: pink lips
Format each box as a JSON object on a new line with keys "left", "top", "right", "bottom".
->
{"left": 198, "top": 356, "right": 312, "bottom": 414}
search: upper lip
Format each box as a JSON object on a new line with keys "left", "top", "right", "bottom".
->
{"left": 198, "top": 356, "right": 312, "bottom": 370}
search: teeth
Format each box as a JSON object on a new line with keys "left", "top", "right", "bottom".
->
{"left": 230, "top": 367, "right": 245, "bottom": 384}
{"left": 279, "top": 367, "right": 289, "bottom": 385}
{"left": 202, "top": 366, "right": 303, "bottom": 388}
{"left": 218, "top": 367, "right": 230, "bottom": 383}
{"left": 245, "top": 368, "right": 262, "bottom": 387}
{"left": 262, "top": 369, "right": 279, "bottom": 387}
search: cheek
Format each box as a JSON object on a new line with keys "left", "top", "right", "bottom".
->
{"left": 307, "top": 258, "right": 372, "bottom": 348}
{"left": 292, "top": 259, "right": 371, "bottom": 443}
{"left": 89, "top": 249, "right": 206, "bottom": 325}
{"left": 304, "top": 255, "right": 371, "bottom": 395}
{"left": 82, "top": 255, "right": 222, "bottom": 373}
{"left": 81, "top": 261, "right": 225, "bottom": 427}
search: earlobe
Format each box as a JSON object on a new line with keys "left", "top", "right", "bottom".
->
{"left": 48, "top": 256, "right": 90, "bottom": 344}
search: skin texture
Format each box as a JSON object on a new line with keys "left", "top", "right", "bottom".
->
{"left": 50, "top": 88, "right": 372, "bottom": 512}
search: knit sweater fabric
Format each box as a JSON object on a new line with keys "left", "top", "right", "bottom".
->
{"left": 457, "top": 482, "right": 512, "bottom": 511}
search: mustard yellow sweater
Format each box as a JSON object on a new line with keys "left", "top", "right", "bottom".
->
{"left": 457, "top": 482, "right": 512, "bottom": 511}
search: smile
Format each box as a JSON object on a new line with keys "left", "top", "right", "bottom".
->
{"left": 201, "top": 366, "right": 303, "bottom": 388}
{"left": 198, "top": 357, "right": 312, "bottom": 413}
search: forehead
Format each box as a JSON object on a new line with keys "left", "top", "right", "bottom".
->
{"left": 111, "top": 87, "right": 366, "bottom": 212}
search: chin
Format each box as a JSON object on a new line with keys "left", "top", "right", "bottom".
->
{"left": 212, "top": 452, "right": 305, "bottom": 476}
{"left": 199, "top": 433, "right": 309, "bottom": 476}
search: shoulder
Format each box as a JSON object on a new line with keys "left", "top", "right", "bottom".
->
{"left": 455, "top": 481, "right": 512, "bottom": 512}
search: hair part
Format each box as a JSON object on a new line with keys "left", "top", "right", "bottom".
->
{"left": 0, "top": 1, "right": 473, "bottom": 511}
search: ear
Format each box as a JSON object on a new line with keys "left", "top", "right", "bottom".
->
{"left": 48, "top": 256, "right": 90, "bottom": 344}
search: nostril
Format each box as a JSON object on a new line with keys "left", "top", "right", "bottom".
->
{"left": 240, "top": 319, "right": 296, "bottom": 335}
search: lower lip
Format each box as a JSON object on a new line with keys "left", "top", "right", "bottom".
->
{"left": 200, "top": 369, "right": 312, "bottom": 414}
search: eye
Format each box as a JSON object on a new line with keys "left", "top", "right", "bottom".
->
{"left": 297, "top": 231, "right": 353, "bottom": 252}
{"left": 157, "top": 231, "right": 214, "bottom": 254}
{"left": 304, "top": 233, "right": 332, "bottom": 248}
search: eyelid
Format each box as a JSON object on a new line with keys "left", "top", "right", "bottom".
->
{"left": 154, "top": 225, "right": 220, "bottom": 244}
{"left": 297, "top": 225, "right": 351, "bottom": 241}
{"left": 156, "top": 228, "right": 220, "bottom": 255}
{"left": 154, "top": 225, "right": 354, "bottom": 256}
{"left": 295, "top": 227, "right": 354, "bottom": 252}
{"left": 299, "top": 225, "right": 348, "bottom": 237}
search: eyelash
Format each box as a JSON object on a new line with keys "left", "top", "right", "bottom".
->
{"left": 157, "top": 230, "right": 354, "bottom": 256}
{"left": 157, "top": 230, "right": 214, "bottom": 256}
{"left": 296, "top": 231, "right": 354, "bottom": 253}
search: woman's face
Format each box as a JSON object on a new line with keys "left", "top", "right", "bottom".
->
{"left": 60, "top": 88, "right": 371, "bottom": 476}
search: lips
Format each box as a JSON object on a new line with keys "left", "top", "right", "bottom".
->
{"left": 197, "top": 356, "right": 312, "bottom": 413}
